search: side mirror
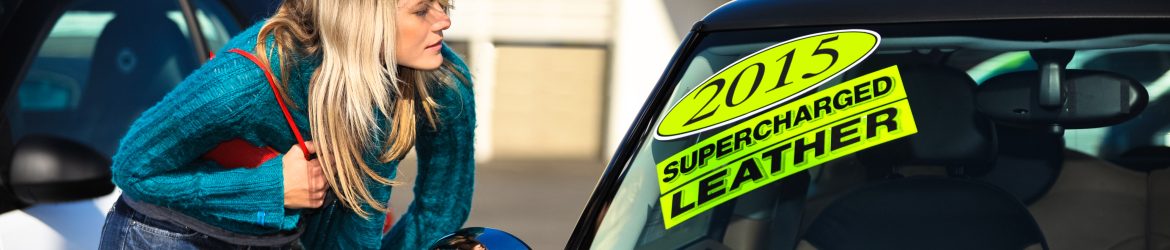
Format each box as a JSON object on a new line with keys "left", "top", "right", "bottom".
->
{"left": 430, "top": 227, "right": 532, "bottom": 250}
{"left": 2, "top": 135, "right": 113, "bottom": 206}
{"left": 976, "top": 69, "right": 1148, "bottom": 129}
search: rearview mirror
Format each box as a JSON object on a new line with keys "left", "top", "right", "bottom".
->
{"left": 2, "top": 135, "right": 113, "bottom": 206}
{"left": 975, "top": 70, "right": 1148, "bottom": 129}
{"left": 430, "top": 227, "right": 532, "bottom": 250}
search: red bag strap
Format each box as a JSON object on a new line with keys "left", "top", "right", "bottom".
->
{"left": 228, "top": 48, "right": 312, "bottom": 160}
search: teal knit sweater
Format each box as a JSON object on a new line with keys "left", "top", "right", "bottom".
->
{"left": 110, "top": 22, "right": 475, "bottom": 249}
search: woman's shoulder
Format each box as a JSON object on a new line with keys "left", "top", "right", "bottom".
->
{"left": 220, "top": 21, "right": 268, "bottom": 56}
{"left": 208, "top": 20, "right": 318, "bottom": 91}
{"left": 204, "top": 20, "right": 274, "bottom": 78}
{"left": 183, "top": 22, "right": 272, "bottom": 91}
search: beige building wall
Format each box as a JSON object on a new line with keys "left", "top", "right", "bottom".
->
{"left": 491, "top": 46, "right": 607, "bottom": 160}
{"left": 445, "top": 0, "right": 612, "bottom": 162}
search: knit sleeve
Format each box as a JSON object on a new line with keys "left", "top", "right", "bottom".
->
{"left": 110, "top": 52, "right": 300, "bottom": 234}
{"left": 383, "top": 47, "right": 476, "bottom": 249}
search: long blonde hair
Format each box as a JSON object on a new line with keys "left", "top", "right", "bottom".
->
{"left": 255, "top": 0, "right": 465, "bottom": 218}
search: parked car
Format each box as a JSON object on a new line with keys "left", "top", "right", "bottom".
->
{"left": 0, "top": 0, "right": 276, "bottom": 249}
{"left": 544, "top": 0, "right": 1170, "bottom": 249}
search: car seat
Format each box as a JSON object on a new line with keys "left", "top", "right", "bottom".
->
{"left": 81, "top": 1, "right": 197, "bottom": 155}
{"left": 973, "top": 56, "right": 1155, "bottom": 250}
{"left": 1089, "top": 52, "right": 1170, "bottom": 249}
{"left": 1022, "top": 150, "right": 1147, "bottom": 250}
{"left": 801, "top": 62, "right": 1050, "bottom": 250}
{"left": 975, "top": 123, "right": 1150, "bottom": 250}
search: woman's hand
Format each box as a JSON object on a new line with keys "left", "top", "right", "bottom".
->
{"left": 283, "top": 141, "right": 327, "bottom": 209}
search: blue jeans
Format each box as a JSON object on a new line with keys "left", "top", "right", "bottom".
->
{"left": 99, "top": 197, "right": 297, "bottom": 250}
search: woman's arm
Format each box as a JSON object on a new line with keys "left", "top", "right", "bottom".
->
{"left": 383, "top": 48, "right": 477, "bottom": 249}
{"left": 110, "top": 53, "right": 301, "bottom": 235}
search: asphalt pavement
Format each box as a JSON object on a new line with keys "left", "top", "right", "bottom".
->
{"left": 390, "top": 159, "right": 608, "bottom": 249}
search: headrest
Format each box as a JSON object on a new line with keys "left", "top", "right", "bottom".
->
{"left": 855, "top": 62, "right": 997, "bottom": 170}
{"left": 81, "top": 3, "right": 197, "bottom": 154}
{"left": 89, "top": 6, "right": 194, "bottom": 81}
{"left": 977, "top": 124, "right": 1063, "bottom": 204}
{"left": 1097, "top": 95, "right": 1169, "bottom": 168}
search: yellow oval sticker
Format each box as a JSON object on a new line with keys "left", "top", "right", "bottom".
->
{"left": 656, "top": 30, "right": 880, "bottom": 140}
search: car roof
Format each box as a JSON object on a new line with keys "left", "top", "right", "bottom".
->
{"left": 702, "top": 0, "right": 1170, "bottom": 32}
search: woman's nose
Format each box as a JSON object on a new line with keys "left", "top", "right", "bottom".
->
{"left": 433, "top": 11, "right": 451, "bottom": 31}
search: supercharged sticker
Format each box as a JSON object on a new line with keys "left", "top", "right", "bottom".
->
{"left": 656, "top": 66, "right": 918, "bottom": 229}
{"left": 656, "top": 30, "right": 880, "bottom": 140}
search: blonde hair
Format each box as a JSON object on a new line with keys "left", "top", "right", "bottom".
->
{"left": 255, "top": 0, "right": 465, "bottom": 218}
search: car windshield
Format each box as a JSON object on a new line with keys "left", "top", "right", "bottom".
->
{"left": 590, "top": 19, "right": 1170, "bottom": 249}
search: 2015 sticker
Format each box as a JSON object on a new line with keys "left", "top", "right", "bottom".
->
{"left": 656, "top": 65, "right": 918, "bottom": 229}
{"left": 656, "top": 30, "right": 880, "bottom": 140}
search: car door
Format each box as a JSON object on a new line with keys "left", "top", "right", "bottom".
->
{"left": 0, "top": 0, "right": 246, "bottom": 249}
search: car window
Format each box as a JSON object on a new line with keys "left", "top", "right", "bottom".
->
{"left": 193, "top": 0, "right": 242, "bottom": 54}
{"left": 6, "top": 0, "right": 200, "bottom": 156}
{"left": 589, "top": 20, "right": 1170, "bottom": 249}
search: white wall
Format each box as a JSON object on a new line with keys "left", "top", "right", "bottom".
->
{"left": 602, "top": 0, "right": 725, "bottom": 158}
{"left": 603, "top": 0, "right": 681, "bottom": 157}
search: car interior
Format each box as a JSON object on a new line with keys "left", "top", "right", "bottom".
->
{"left": 7, "top": 0, "right": 198, "bottom": 156}
{"left": 616, "top": 34, "right": 1170, "bottom": 250}
{"left": 802, "top": 60, "right": 1049, "bottom": 250}
{"left": 81, "top": 0, "right": 198, "bottom": 153}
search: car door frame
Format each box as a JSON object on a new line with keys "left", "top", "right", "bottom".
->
{"left": 565, "top": 23, "right": 708, "bottom": 249}
{"left": 0, "top": 0, "right": 74, "bottom": 214}
{"left": 177, "top": 0, "right": 211, "bottom": 64}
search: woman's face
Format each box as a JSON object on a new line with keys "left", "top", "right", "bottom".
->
{"left": 396, "top": 0, "right": 451, "bottom": 70}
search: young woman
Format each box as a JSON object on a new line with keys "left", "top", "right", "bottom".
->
{"left": 98, "top": 0, "right": 475, "bottom": 249}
